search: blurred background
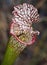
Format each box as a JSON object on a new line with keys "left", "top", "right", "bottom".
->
{"left": 0, "top": 0, "right": 47, "bottom": 65}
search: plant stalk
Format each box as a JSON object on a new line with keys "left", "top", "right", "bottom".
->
{"left": 1, "top": 36, "right": 26, "bottom": 65}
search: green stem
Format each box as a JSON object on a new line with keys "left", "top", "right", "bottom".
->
{"left": 1, "top": 36, "right": 26, "bottom": 65}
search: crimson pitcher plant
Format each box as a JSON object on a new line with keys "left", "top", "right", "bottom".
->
{"left": 1, "top": 3, "right": 40, "bottom": 65}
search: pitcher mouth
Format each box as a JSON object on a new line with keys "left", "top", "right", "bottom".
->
{"left": 10, "top": 22, "right": 37, "bottom": 45}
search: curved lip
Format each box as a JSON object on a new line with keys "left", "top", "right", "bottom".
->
{"left": 10, "top": 22, "right": 36, "bottom": 45}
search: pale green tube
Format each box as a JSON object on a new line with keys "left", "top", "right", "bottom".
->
{"left": 1, "top": 36, "right": 26, "bottom": 65}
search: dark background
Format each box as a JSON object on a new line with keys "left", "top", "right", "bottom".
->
{"left": 0, "top": 0, "right": 47, "bottom": 65}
